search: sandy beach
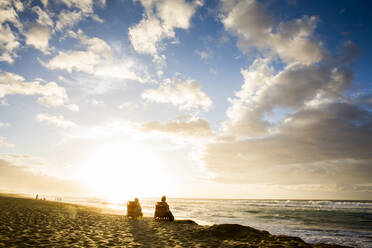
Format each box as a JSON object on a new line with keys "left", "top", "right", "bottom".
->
{"left": 0, "top": 195, "right": 350, "bottom": 247}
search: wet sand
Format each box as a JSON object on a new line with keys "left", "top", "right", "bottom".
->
{"left": 0, "top": 195, "right": 349, "bottom": 247}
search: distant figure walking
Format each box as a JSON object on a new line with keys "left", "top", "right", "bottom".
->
{"left": 127, "top": 198, "right": 143, "bottom": 218}
{"left": 154, "top": 196, "right": 174, "bottom": 221}
{"left": 35, "top": 194, "right": 39, "bottom": 200}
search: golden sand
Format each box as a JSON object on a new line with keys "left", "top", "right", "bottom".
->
{"left": 0, "top": 196, "right": 349, "bottom": 247}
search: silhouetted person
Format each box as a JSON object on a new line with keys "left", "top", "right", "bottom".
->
{"left": 154, "top": 196, "right": 174, "bottom": 221}
{"left": 35, "top": 194, "right": 39, "bottom": 200}
{"left": 127, "top": 198, "right": 143, "bottom": 218}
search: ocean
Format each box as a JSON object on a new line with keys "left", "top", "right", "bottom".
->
{"left": 54, "top": 197, "right": 372, "bottom": 248}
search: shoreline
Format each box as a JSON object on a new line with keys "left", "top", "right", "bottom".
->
{"left": 0, "top": 195, "right": 350, "bottom": 247}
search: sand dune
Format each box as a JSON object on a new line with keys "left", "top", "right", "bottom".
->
{"left": 0, "top": 196, "right": 349, "bottom": 247}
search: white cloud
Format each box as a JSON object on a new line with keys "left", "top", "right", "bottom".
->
{"left": 0, "top": 0, "right": 24, "bottom": 63}
{"left": 12, "top": 0, "right": 23, "bottom": 12}
{"left": 55, "top": 10, "right": 83, "bottom": 31}
{"left": 0, "top": 72, "right": 70, "bottom": 108}
{"left": 157, "top": 0, "right": 200, "bottom": 29}
{"left": 0, "top": 0, "right": 23, "bottom": 29}
{"left": 129, "top": 0, "right": 202, "bottom": 63}
{"left": 46, "top": 51, "right": 150, "bottom": 83}
{"left": 41, "top": 0, "right": 48, "bottom": 8}
{"left": 36, "top": 113, "right": 77, "bottom": 128}
{"left": 32, "top": 6, "right": 53, "bottom": 27}
{"left": 78, "top": 31, "right": 111, "bottom": 58}
{"left": 196, "top": 48, "right": 213, "bottom": 60}
{"left": 95, "top": 62, "right": 151, "bottom": 83}
{"left": 46, "top": 50, "right": 101, "bottom": 73}
{"left": 91, "top": 14, "right": 104, "bottom": 23}
{"left": 129, "top": 16, "right": 172, "bottom": 55}
{"left": 59, "top": 0, "right": 94, "bottom": 13}
{"left": 142, "top": 78, "right": 212, "bottom": 111}
{"left": 203, "top": 102, "right": 372, "bottom": 186}
{"left": 61, "top": 0, "right": 107, "bottom": 13}
{"left": 59, "top": 120, "right": 140, "bottom": 142}
{"left": 0, "top": 136, "right": 15, "bottom": 148}
{"left": 142, "top": 116, "right": 213, "bottom": 137}
{"left": 44, "top": 31, "right": 151, "bottom": 84}
{"left": 25, "top": 25, "right": 51, "bottom": 53}
{"left": 88, "top": 99, "right": 104, "bottom": 105}
{"left": 118, "top": 101, "right": 139, "bottom": 111}
{"left": 223, "top": 44, "right": 355, "bottom": 136}
{"left": 65, "top": 103, "right": 79, "bottom": 112}
{"left": 0, "top": 24, "right": 19, "bottom": 63}
{"left": 0, "top": 122, "right": 10, "bottom": 128}
{"left": 55, "top": 0, "right": 106, "bottom": 31}
{"left": 157, "top": 70, "right": 164, "bottom": 77}
{"left": 222, "top": 0, "right": 323, "bottom": 65}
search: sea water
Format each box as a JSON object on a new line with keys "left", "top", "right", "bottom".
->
{"left": 171, "top": 199, "right": 372, "bottom": 248}
{"left": 58, "top": 197, "right": 372, "bottom": 248}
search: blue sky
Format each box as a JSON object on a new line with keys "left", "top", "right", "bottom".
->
{"left": 0, "top": 0, "right": 371, "bottom": 200}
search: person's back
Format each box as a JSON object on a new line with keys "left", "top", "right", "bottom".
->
{"left": 155, "top": 201, "right": 169, "bottom": 217}
{"left": 127, "top": 198, "right": 143, "bottom": 218}
{"left": 154, "top": 196, "right": 174, "bottom": 221}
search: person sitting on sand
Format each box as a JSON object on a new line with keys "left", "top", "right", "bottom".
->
{"left": 154, "top": 196, "right": 174, "bottom": 221}
{"left": 127, "top": 198, "right": 143, "bottom": 218}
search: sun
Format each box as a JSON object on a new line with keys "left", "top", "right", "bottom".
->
{"left": 77, "top": 142, "right": 171, "bottom": 202}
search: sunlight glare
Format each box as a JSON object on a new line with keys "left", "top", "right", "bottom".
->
{"left": 78, "top": 142, "right": 170, "bottom": 202}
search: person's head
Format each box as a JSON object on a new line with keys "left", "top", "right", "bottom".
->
{"left": 134, "top": 198, "right": 139, "bottom": 202}
{"left": 161, "top": 196, "right": 166, "bottom": 202}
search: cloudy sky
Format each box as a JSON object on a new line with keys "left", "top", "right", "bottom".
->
{"left": 0, "top": 0, "right": 371, "bottom": 200}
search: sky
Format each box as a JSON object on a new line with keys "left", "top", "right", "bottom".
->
{"left": 0, "top": 0, "right": 371, "bottom": 200}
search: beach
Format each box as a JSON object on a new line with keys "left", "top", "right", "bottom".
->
{"left": 0, "top": 195, "right": 351, "bottom": 247}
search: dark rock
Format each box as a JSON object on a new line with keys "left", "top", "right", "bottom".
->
{"left": 196, "top": 223, "right": 270, "bottom": 240}
{"left": 174, "top": 219, "right": 198, "bottom": 225}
